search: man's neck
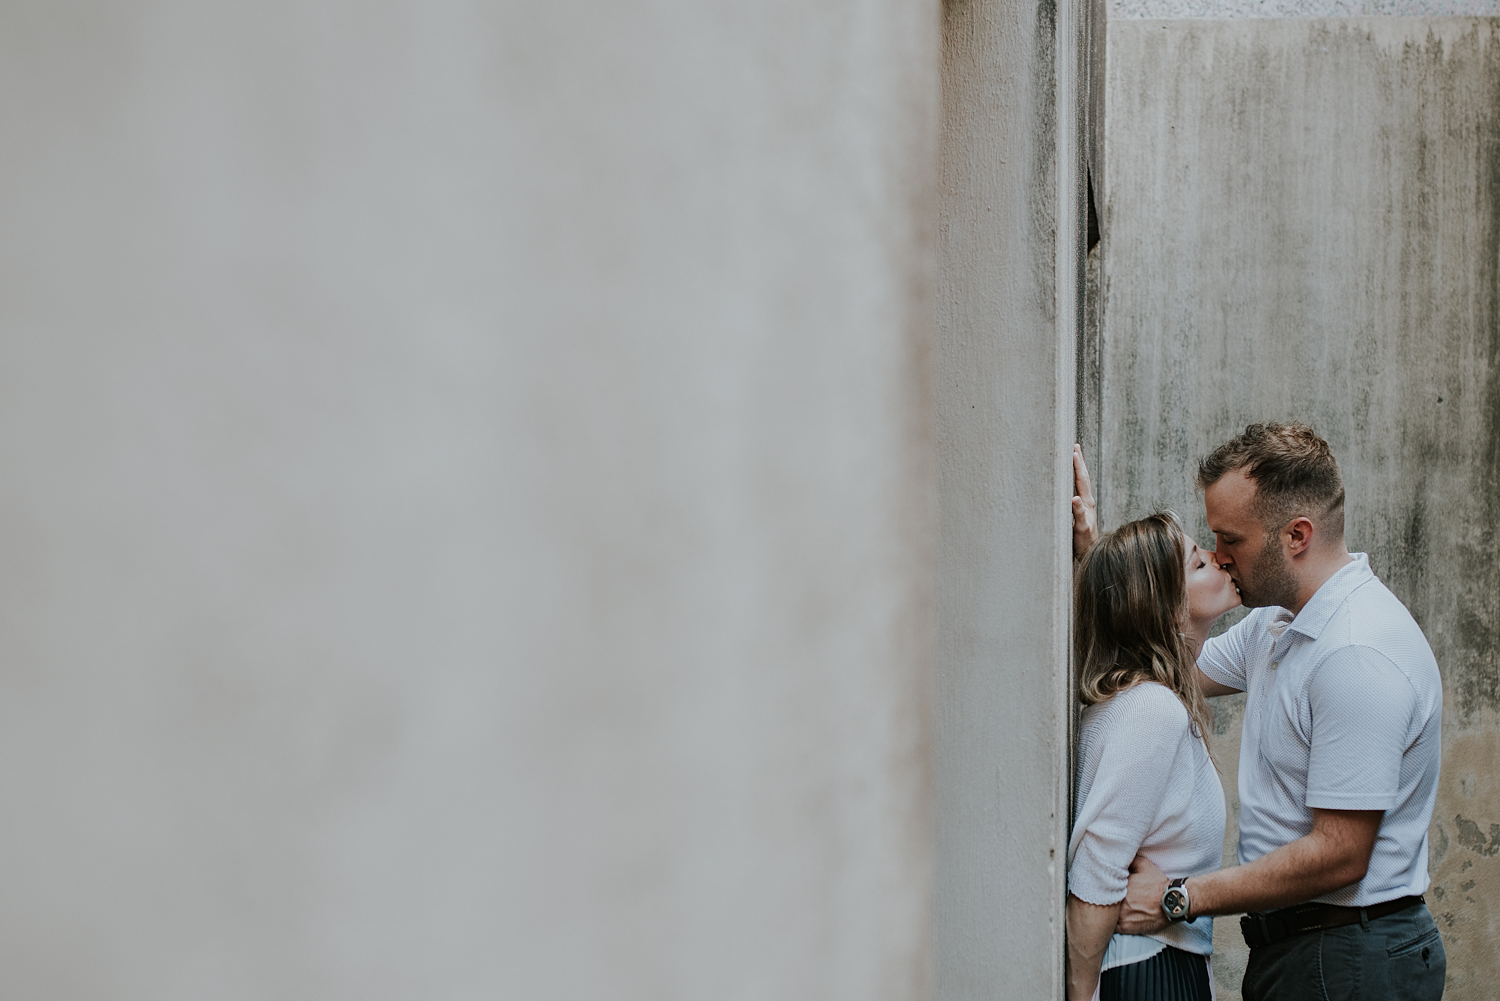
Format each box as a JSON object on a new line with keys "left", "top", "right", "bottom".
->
{"left": 1288, "top": 548, "right": 1354, "bottom": 616}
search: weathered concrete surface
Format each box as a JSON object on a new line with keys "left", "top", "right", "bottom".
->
{"left": 1097, "top": 18, "right": 1500, "bottom": 998}
{"left": 0, "top": 2, "right": 940, "bottom": 998}
{"left": 936, "top": 0, "right": 1089, "bottom": 994}
{"left": 1111, "top": 0, "right": 1500, "bottom": 22}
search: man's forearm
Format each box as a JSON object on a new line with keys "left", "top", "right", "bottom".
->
{"left": 1194, "top": 665, "right": 1242, "bottom": 699}
{"left": 1190, "top": 812, "right": 1380, "bottom": 917}
{"left": 1117, "top": 809, "right": 1382, "bottom": 934}
{"left": 1190, "top": 845, "right": 1349, "bottom": 917}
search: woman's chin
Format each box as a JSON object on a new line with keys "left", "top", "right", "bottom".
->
{"left": 1216, "top": 586, "right": 1243, "bottom": 616}
{"left": 1191, "top": 597, "right": 1241, "bottom": 624}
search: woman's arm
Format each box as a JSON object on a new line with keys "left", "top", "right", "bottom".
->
{"left": 1072, "top": 445, "right": 1099, "bottom": 559}
{"left": 1066, "top": 894, "right": 1118, "bottom": 1001}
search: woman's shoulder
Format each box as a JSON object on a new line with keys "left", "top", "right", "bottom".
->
{"left": 1084, "top": 681, "right": 1191, "bottom": 731}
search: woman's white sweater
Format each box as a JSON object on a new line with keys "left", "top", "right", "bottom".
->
{"left": 1067, "top": 681, "right": 1225, "bottom": 959}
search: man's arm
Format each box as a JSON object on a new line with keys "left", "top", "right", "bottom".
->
{"left": 1117, "top": 808, "right": 1382, "bottom": 933}
{"left": 1195, "top": 609, "right": 1252, "bottom": 696}
{"left": 1066, "top": 895, "right": 1118, "bottom": 1001}
{"left": 1195, "top": 665, "right": 1242, "bottom": 698}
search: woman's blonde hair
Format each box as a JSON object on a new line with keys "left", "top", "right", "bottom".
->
{"left": 1075, "top": 511, "right": 1212, "bottom": 740}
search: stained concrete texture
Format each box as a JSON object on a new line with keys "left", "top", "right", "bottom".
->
{"left": 1096, "top": 17, "right": 1500, "bottom": 999}
{"left": 936, "top": 0, "right": 1087, "bottom": 993}
{"left": 0, "top": 1, "right": 940, "bottom": 998}
{"left": 1111, "top": 0, "right": 1500, "bottom": 21}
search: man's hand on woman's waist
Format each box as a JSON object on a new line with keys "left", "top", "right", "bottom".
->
{"left": 1116, "top": 809, "right": 1383, "bottom": 934}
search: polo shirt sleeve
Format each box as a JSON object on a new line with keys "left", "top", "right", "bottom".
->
{"left": 1305, "top": 645, "right": 1418, "bottom": 811}
{"left": 1198, "top": 613, "right": 1252, "bottom": 692}
{"left": 1068, "top": 688, "right": 1189, "bottom": 905}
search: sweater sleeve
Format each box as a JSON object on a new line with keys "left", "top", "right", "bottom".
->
{"left": 1068, "top": 686, "right": 1192, "bottom": 906}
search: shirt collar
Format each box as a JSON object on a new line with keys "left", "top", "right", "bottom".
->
{"left": 1283, "top": 553, "right": 1372, "bottom": 640}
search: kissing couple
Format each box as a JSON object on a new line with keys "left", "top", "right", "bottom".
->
{"left": 1065, "top": 423, "right": 1446, "bottom": 1001}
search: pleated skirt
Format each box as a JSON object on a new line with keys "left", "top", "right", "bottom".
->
{"left": 1099, "top": 945, "right": 1214, "bottom": 1001}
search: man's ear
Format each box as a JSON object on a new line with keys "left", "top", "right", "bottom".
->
{"left": 1285, "top": 516, "right": 1315, "bottom": 557}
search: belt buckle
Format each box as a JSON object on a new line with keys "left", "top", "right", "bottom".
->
{"left": 1240, "top": 912, "right": 1275, "bottom": 949}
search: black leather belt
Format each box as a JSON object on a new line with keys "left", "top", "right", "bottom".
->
{"left": 1241, "top": 895, "right": 1424, "bottom": 949}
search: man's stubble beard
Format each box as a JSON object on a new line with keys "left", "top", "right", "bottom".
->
{"left": 1237, "top": 531, "right": 1301, "bottom": 609}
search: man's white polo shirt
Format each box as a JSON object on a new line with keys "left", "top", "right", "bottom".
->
{"left": 1198, "top": 553, "right": 1442, "bottom": 907}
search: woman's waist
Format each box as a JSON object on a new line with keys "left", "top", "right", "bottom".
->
{"left": 1134, "top": 833, "right": 1224, "bottom": 879}
{"left": 1101, "top": 922, "right": 1213, "bottom": 972}
{"left": 1111, "top": 915, "right": 1214, "bottom": 956}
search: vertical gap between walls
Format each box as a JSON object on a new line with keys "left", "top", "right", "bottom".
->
{"left": 1055, "top": 0, "right": 1086, "bottom": 992}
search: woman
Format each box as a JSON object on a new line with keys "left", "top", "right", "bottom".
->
{"left": 1066, "top": 456, "right": 1241, "bottom": 1000}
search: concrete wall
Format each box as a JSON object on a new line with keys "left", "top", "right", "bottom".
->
{"left": 0, "top": 2, "right": 941, "bottom": 998}
{"left": 935, "top": 0, "right": 1090, "bottom": 994}
{"left": 1110, "top": 0, "right": 1499, "bottom": 20}
{"left": 1096, "top": 17, "right": 1500, "bottom": 999}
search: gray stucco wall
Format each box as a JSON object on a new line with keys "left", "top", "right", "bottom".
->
{"left": 0, "top": 2, "right": 940, "bottom": 998}
{"left": 936, "top": 0, "right": 1090, "bottom": 994}
{"left": 1096, "top": 17, "right": 1499, "bottom": 998}
{"left": 1110, "top": 0, "right": 1499, "bottom": 20}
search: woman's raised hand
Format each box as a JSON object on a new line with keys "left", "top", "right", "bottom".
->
{"left": 1072, "top": 444, "right": 1099, "bottom": 560}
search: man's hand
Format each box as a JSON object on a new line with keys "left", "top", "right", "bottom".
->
{"left": 1072, "top": 444, "right": 1099, "bottom": 560}
{"left": 1118, "top": 855, "right": 1170, "bottom": 935}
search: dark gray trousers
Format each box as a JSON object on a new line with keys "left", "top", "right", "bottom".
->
{"left": 1242, "top": 903, "right": 1446, "bottom": 1001}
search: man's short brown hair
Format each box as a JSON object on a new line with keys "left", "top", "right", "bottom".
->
{"left": 1196, "top": 422, "right": 1345, "bottom": 537}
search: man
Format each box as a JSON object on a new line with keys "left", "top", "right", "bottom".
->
{"left": 1107, "top": 423, "right": 1446, "bottom": 999}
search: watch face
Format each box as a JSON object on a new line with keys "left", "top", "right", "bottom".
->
{"left": 1163, "top": 889, "right": 1188, "bottom": 918}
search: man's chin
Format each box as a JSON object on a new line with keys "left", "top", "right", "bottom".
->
{"left": 1239, "top": 593, "right": 1286, "bottom": 609}
{"left": 1236, "top": 588, "right": 1270, "bottom": 608}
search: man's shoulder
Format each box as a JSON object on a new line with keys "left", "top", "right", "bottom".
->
{"left": 1310, "top": 580, "right": 1441, "bottom": 701}
{"left": 1321, "top": 577, "right": 1434, "bottom": 663}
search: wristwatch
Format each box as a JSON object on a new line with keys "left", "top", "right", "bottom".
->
{"left": 1162, "top": 878, "right": 1191, "bottom": 922}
